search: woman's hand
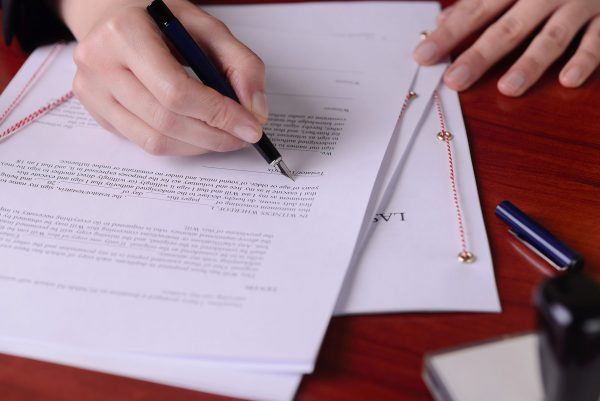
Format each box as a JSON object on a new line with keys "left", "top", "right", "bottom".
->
{"left": 60, "top": 0, "right": 268, "bottom": 155}
{"left": 413, "top": 0, "right": 600, "bottom": 96}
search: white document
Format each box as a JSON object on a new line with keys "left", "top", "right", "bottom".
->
{"left": 336, "top": 84, "right": 501, "bottom": 314}
{"left": 207, "top": 2, "right": 447, "bottom": 189}
{"left": 204, "top": 2, "right": 438, "bottom": 43}
{"left": 0, "top": 337, "right": 301, "bottom": 401}
{"left": 346, "top": 62, "right": 446, "bottom": 273}
{"left": 0, "top": 4, "right": 497, "bottom": 401}
{"left": 203, "top": 2, "right": 497, "bottom": 315}
{"left": 0, "top": 27, "right": 411, "bottom": 369}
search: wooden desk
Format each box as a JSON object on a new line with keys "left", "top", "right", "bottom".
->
{"left": 0, "top": 2, "right": 598, "bottom": 400}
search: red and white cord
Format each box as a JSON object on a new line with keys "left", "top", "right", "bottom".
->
{"left": 400, "top": 90, "right": 417, "bottom": 117}
{"left": 433, "top": 89, "right": 475, "bottom": 263}
{"left": 1, "top": 91, "right": 74, "bottom": 142}
{"left": 0, "top": 44, "right": 73, "bottom": 142}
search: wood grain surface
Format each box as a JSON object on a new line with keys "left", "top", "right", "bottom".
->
{"left": 0, "top": 2, "right": 599, "bottom": 400}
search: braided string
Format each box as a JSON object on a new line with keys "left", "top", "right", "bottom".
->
{"left": 433, "top": 89, "right": 474, "bottom": 263}
{"left": 0, "top": 91, "right": 74, "bottom": 141}
{"left": 0, "top": 44, "right": 73, "bottom": 142}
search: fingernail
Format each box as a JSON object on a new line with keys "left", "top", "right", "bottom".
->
{"left": 445, "top": 64, "right": 471, "bottom": 88}
{"left": 233, "top": 124, "right": 261, "bottom": 143}
{"left": 413, "top": 41, "right": 438, "bottom": 64}
{"left": 499, "top": 71, "right": 526, "bottom": 94}
{"left": 251, "top": 91, "right": 269, "bottom": 121}
{"left": 562, "top": 66, "right": 582, "bottom": 87}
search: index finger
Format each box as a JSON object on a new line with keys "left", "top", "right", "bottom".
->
{"left": 413, "top": 0, "right": 514, "bottom": 65}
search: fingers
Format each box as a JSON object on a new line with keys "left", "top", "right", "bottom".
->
{"left": 73, "top": 72, "right": 210, "bottom": 156}
{"left": 498, "top": 1, "right": 600, "bottom": 96}
{"left": 108, "top": 68, "right": 247, "bottom": 152}
{"left": 560, "top": 15, "right": 600, "bottom": 88}
{"left": 444, "top": 0, "right": 558, "bottom": 91}
{"left": 413, "top": 0, "right": 514, "bottom": 65}
{"left": 74, "top": 7, "right": 263, "bottom": 143}
{"left": 180, "top": 9, "right": 269, "bottom": 123}
{"left": 124, "top": 15, "right": 263, "bottom": 142}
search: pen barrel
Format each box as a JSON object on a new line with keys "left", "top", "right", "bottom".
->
{"left": 495, "top": 201, "right": 583, "bottom": 270}
{"left": 253, "top": 134, "right": 281, "bottom": 164}
{"left": 157, "top": 19, "right": 240, "bottom": 102}
{"left": 148, "top": 0, "right": 285, "bottom": 167}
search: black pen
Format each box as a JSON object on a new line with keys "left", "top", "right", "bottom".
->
{"left": 147, "top": 0, "right": 294, "bottom": 181}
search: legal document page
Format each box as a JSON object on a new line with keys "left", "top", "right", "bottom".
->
{"left": 0, "top": 27, "right": 411, "bottom": 369}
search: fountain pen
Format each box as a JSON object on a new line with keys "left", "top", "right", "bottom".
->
{"left": 147, "top": 0, "right": 294, "bottom": 181}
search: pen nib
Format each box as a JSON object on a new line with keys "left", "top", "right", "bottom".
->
{"left": 275, "top": 159, "right": 295, "bottom": 181}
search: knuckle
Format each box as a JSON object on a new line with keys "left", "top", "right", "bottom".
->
{"left": 72, "top": 43, "right": 93, "bottom": 68}
{"left": 203, "top": 16, "right": 230, "bottom": 34}
{"left": 544, "top": 24, "right": 570, "bottom": 49}
{"left": 241, "top": 50, "right": 265, "bottom": 72}
{"left": 225, "top": 51, "right": 266, "bottom": 88}
{"left": 72, "top": 75, "right": 87, "bottom": 98}
{"left": 466, "top": 45, "right": 490, "bottom": 66}
{"left": 521, "top": 55, "right": 543, "bottom": 73}
{"left": 579, "top": 48, "right": 599, "bottom": 65}
{"left": 151, "top": 106, "right": 180, "bottom": 133}
{"left": 159, "top": 76, "right": 190, "bottom": 111}
{"left": 205, "top": 96, "right": 234, "bottom": 129}
{"left": 457, "top": 0, "right": 486, "bottom": 20}
{"left": 493, "top": 16, "right": 524, "bottom": 44}
{"left": 143, "top": 134, "right": 167, "bottom": 156}
{"left": 256, "top": 57, "right": 266, "bottom": 73}
{"left": 104, "top": 8, "right": 149, "bottom": 38}
{"left": 432, "top": 24, "right": 457, "bottom": 48}
{"left": 104, "top": 12, "right": 130, "bottom": 38}
{"left": 212, "top": 134, "right": 230, "bottom": 153}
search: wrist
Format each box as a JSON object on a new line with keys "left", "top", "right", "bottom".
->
{"left": 58, "top": 0, "right": 148, "bottom": 39}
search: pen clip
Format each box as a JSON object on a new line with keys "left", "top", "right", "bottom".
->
{"left": 508, "top": 230, "right": 568, "bottom": 272}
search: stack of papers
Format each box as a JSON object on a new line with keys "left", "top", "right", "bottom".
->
{"left": 0, "top": 2, "right": 500, "bottom": 400}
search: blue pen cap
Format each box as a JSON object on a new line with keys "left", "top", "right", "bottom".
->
{"left": 495, "top": 201, "right": 584, "bottom": 271}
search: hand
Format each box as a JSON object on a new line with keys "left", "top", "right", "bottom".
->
{"left": 413, "top": 0, "right": 600, "bottom": 96}
{"left": 60, "top": 0, "right": 268, "bottom": 155}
